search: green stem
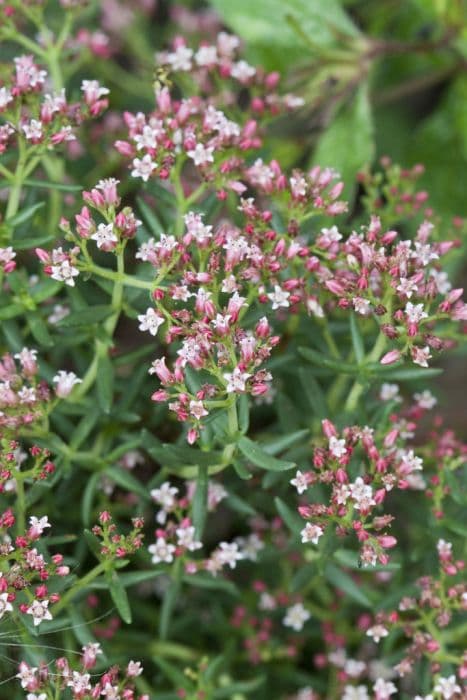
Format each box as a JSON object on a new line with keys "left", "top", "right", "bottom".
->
{"left": 344, "top": 330, "right": 387, "bottom": 413}
{"left": 53, "top": 561, "right": 107, "bottom": 615}
{"left": 221, "top": 399, "right": 238, "bottom": 465}
{"left": 6, "top": 141, "right": 27, "bottom": 221}
{"left": 16, "top": 477, "right": 26, "bottom": 534}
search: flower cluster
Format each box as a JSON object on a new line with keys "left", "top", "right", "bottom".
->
{"left": 0, "top": 509, "right": 69, "bottom": 628}
{"left": 291, "top": 388, "right": 463, "bottom": 566}
{"left": 91, "top": 511, "right": 144, "bottom": 560}
{"left": 0, "top": 55, "right": 108, "bottom": 157}
{"left": 16, "top": 644, "right": 147, "bottom": 700}
{"left": 0, "top": 348, "right": 81, "bottom": 433}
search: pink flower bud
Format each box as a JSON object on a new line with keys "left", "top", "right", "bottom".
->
{"left": 380, "top": 349, "right": 401, "bottom": 365}
{"left": 321, "top": 419, "right": 337, "bottom": 438}
{"left": 377, "top": 535, "right": 397, "bottom": 549}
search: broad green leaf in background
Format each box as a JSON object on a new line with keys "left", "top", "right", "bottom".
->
{"left": 313, "top": 82, "right": 375, "bottom": 202}
{"left": 209, "top": 0, "right": 360, "bottom": 70}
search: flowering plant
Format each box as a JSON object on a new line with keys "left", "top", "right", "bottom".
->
{"left": 0, "top": 2, "right": 466, "bottom": 699}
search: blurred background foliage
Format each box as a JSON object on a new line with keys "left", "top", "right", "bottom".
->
{"left": 205, "top": 0, "right": 467, "bottom": 216}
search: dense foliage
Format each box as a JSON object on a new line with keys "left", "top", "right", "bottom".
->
{"left": 0, "top": 2, "right": 466, "bottom": 699}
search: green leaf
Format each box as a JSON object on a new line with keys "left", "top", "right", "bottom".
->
{"left": 83, "top": 529, "right": 101, "bottom": 559}
{"left": 291, "top": 563, "right": 316, "bottom": 593}
{"left": 238, "top": 436, "right": 296, "bottom": 471}
{"left": 376, "top": 366, "right": 443, "bottom": 381}
{"left": 298, "top": 346, "right": 358, "bottom": 373}
{"left": 142, "top": 431, "right": 223, "bottom": 470}
{"left": 104, "top": 466, "right": 149, "bottom": 500}
{"left": 153, "top": 657, "right": 189, "bottom": 688}
{"left": 444, "top": 470, "right": 467, "bottom": 506}
{"left": 262, "top": 429, "right": 309, "bottom": 455}
{"left": 182, "top": 573, "right": 238, "bottom": 596}
{"left": 209, "top": 0, "right": 359, "bottom": 69}
{"left": 192, "top": 464, "right": 208, "bottom": 539}
{"left": 0, "top": 302, "right": 23, "bottom": 321}
{"left": 22, "top": 179, "right": 82, "bottom": 191}
{"left": 325, "top": 563, "right": 372, "bottom": 608}
{"left": 274, "top": 497, "right": 302, "bottom": 535}
{"left": 96, "top": 352, "right": 114, "bottom": 414}
{"left": 237, "top": 394, "right": 250, "bottom": 434}
{"left": 107, "top": 571, "right": 132, "bottom": 623}
{"left": 226, "top": 493, "right": 257, "bottom": 517}
{"left": 213, "top": 675, "right": 266, "bottom": 697}
{"left": 7, "top": 201, "right": 45, "bottom": 226}
{"left": 159, "top": 573, "right": 182, "bottom": 640}
{"left": 298, "top": 370, "right": 328, "bottom": 419}
{"left": 28, "top": 311, "right": 53, "bottom": 347}
{"left": 313, "top": 82, "right": 375, "bottom": 202}
{"left": 58, "top": 305, "right": 113, "bottom": 327}
{"left": 81, "top": 472, "right": 100, "bottom": 526}
{"left": 12, "top": 233, "right": 56, "bottom": 249}
{"left": 349, "top": 313, "right": 365, "bottom": 363}
{"left": 137, "top": 196, "right": 165, "bottom": 237}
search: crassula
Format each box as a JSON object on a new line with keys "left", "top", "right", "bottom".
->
{"left": 0, "top": 2, "right": 466, "bottom": 699}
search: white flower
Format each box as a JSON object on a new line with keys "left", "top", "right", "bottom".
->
{"left": 283, "top": 603, "right": 310, "bottom": 631}
{"left": 166, "top": 45, "right": 193, "bottom": 71}
{"left": 53, "top": 370, "right": 82, "bottom": 398}
{"left": 27, "top": 694, "right": 47, "bottom": 700}
{"left": 223, "top": 367, "right": 251, "bottom": 393}
{"left": 412, "top": 345, "right": 432, "bottom": 368}
{"left": 81, "top": 80, "right": 109, "bottom": 102}
{"left": 430, "top": 269, "right": 451, "bottom": 294}
{"left": 267, "top": 285, "right": 290, "bottom": 310}
{"left": 131, "top": 154, "right": 157, "bottom": 181}
{"left": 396, "top": 277, "right": 419, "bottom": 298}
{"left": 195, "top": 45, "right": 218, "bottom": 66}
{"left": 405, "top": 302, "right": 428, "bottom": 324}
{"left": 353, "top": 297, "right": 371, "bottom": 315}
{"left": 379, "top": 383, "right": 401, "bottom": 402}
{"left": 434, "top": 676, "right": 461, "bottom": 700}
{"left": 127, "top": 660, "right": 143, "bottom": 677}
{"left": 138, "top": 308, "right": 164, "bottom": 336}
{"left": 150, "top": 482, "right": 178, "bottom": 510}
{"left": 236, "top": 533, "right": 264, "bottom": 561}
{"left": 413, "top": 389, "right": 437, "bottom": 409}
{"left": 51, "top": 259, "right": 79, "bottom": 286}
{"left": 189, "top": 400, "right": 208, "bottom": 420}
{"left": 148, "top": 537, "right": 176, "bottom": 564}
{"left": 28, "top": 515, "right": 51, "bottom": 537}
{"left": 0, "top": 86, "right": 13, "bottom": 109}
{"left": 67, "top": 671, "right": 91, "bottom": 694}
{"left": 26, "top": 599, "right": 52, "bottom": 626}
{"left": 349, "top": 477, "right": 375, "bottom": 511}
{"left": 373, "top": 678, "right": 397, "bottom": 698}
{"left": 187, "top": 143, "right": 214, "bottom": 167}
{"left": 300, "top": 523, "right": 323, "bottom": 545}
{"left": 366, "top": 624, "right": 389, "bottom": 643}
{"left": 231, "top": 60, "right": 256, "bottom": 83}
{"left": 398, "top": 449, "right": 423, "bottom": 474}
{"left": 0, "top": 592, "right": 13, "bottom": 619}
{"left": 17, "top": 662, "right": 38, "bottom": 690}
{"left": 217, "top": 541, "right": 243, "bottom": 569}
{"left": 175, "top": 526, "right": 202, "bottom": 551}
{"left": 342, "top": 686, "right": 369, "bottom": 700}
{"left": 91, "top": 223, "right": 118, "bottom": 249}
{"left": 290, "top": 470, "right": 309, "bottom": 495}
{"left": 329, "top": 436, "right": 346, "bottom": 458}
{"left": 22, "top": 119, "right": 43, "bottom": 141}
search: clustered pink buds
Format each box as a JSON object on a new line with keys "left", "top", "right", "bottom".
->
{"left": 16, "top": 647, "right": 146, "bottom": 700}
{"left": 292, "top": 389, "right": 466, "bottom": 567}
{"left": 92, "top": 511, "right": 144, "bottom": 559}
{"left": 0, "top": 508, "right": 70, "bottom": 628}
{"left": 0, "top": 56, "right": 109, "bottom": 157}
